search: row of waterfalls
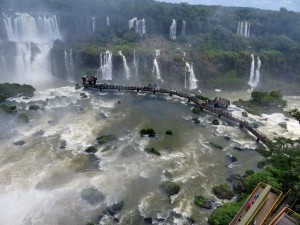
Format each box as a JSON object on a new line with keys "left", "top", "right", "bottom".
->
{"left": 237, "top": 21, "right": 250, "bottom": 37}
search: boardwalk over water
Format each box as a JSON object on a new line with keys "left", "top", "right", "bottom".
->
{"left": 83, "top": 83, "right": 273, "bottom": 148}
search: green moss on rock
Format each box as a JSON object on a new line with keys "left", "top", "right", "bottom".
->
{"left": 212, "top": 184, "right": 234, "bottom": 200}
{"left": 0, "top": 83, "right": 35, "bottom": 102}
{"left": 96, "top": 135, "right": 116, "bottom": 144}
{"left": 161, "top": 181, "right": 180, "bottom": 196}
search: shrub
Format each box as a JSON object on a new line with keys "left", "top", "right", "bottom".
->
{"left": 208, "top": 202, "right": 243, "bottom": 225}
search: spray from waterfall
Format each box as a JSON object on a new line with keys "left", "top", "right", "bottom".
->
{"left": 97, "top": 51, "right": 113, "bottom": 81}
{"left": 133, "top": 50, "right": 138, "bottom": 77}
{"left": 152, "top": 50, "right": 163, "bottom": 82}
{"left": 2, "top": 12, "right": 62, "bottom": 83}
{"left": 185, "top": 62, "right": 198, "bottom": 90}
{"left": 64, "top": 49, "right": 74, "bottom": 81}
{"left": 170, "top": 19, "right": 177, "bottom": 40}
{"left": 182, "top": 20, "right": 186, "bottom": 36}
{"left": 248, "top": 54, "right": 261, "bottom": 89}
{"left": 237, "top": 21, "right": 250, "bottom": 37}
{"left": 91, "top": 17, "right": 96, "bottom": 33}
{"left": 118, "top": 51, "right": 131, "bottom": 79}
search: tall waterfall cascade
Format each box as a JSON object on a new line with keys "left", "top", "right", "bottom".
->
{"left": 91, "top": 17, "right": 96, "bottom": 33}
{"left": 169, "top": 19, "right": 177, "bottom": 40}
{"left": 64, "top": 49, "right": 74, "bottom": 81}
{"left": 106, "top": 17, "right": 110, "bottom": 27}
{"left": 118, "top": 51, "right": 131, "bottom": 79}
{"left": 182, "top": 20, "right": 186, "bottom": 36}
{"left": 185, "top": 62, "right": 198, "bottom": 90}
{"left": 248, "top": 54, "right": 262, "bottom": 89}
{"left": 128, "top": 17, "right": 146, "bottom": 36}
{"left": 1, "top": 12, "right": 62, "bottom": 83}
{"left": 237, "top": 21, "right": 250, "bottom": 37}
{"left": 152, "top": 50, "right": 162, "bottom": 82}
{"left": 97, "top": 51, "right": 113, "bottom": 81}
{"left": 133, "top": 50, "right": 138, "bottom": 77}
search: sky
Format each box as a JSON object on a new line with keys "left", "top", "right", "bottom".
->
{"left": 157, "top": 0, "right": 300, "bottom": 12}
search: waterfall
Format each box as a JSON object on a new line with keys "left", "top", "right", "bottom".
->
{"left": 133, "top": 50, "right": 138, "bottom": 77}
{"left": 248, "top": 54, "right": 261, "bottom": 89}
{"left": 169, "top": 19, "right": 177, "bottom": 40}
{"left": 129, "top": 17, "right": 146, "bottom": 36}
{"left": 118, "top": 51, "right": 131, "bottom": 79}
{"left": 106, "top": 17, "right": 110, "bottom": 27}
{"left": 185, "top": 62, "right": 198, "bottom": 90}
{"left": 152, "top": 50, "right": 162, "bottom": 82}
{"left": 1, "top": 12, "right": 62, "bottom": 83}
{"left": 182, "top": 20, "right": 186, "bottom": 36}
{"left": 64, "top": 49, "right": 74, "bottom": 81}
{"left": 97, "top": 51, "right": 112, "bottom": 81}
{"left": 91, "top": 17, "right": 96, "bottom": 33}
{"left": 237, "top": 21, "right": 250, "bottom": 37}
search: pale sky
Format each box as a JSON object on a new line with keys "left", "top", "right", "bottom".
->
{"left": 157, "top": 0, "right": 300, "bottom": 12}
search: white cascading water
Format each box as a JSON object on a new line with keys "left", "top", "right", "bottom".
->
{"left": 97, "top": 50, "right": 113, "bottom": 81}
{"left": 237, "top": 21, "right": 250, "bottom": 37}
{"left": 64, "top": 49, "right": 74, "bottom": 81}
{"left": 182, "top": 20, "right": 186, "bottom": 36}
{"left": 106, "top": 16, "right": 110, "bottom": 26}
{"left": 185, "top": 62, "right": 198, "bottom": 90}
{"left": 129, "top": 17, "right": 146, "bottom": 36}
{"left": 152, "top": 50, "right": 162, "bottom": 82}
{"left": 91, "top": 17, "right": 96, "bottom": 33}
{"left": 248, "top": 54, "right": 261, "bottom": 89}
{"left": 2, "top": 12, "right": 62, "bottom": 83}
{"left": 133, "top": 50, "right": 138, "bottom": 77}
{"left": 170, "top": 19, "right": 177, "bottom": 40}
{"left": 118, "top": 51, "right": 131, "bottom": 79}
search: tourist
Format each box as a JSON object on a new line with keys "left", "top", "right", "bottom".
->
{"left": 247, "top": 201, "right": 252, "bottom": 210}
{"left": 238, "top": 216, "right": 242, "bottom": 223}
{"left": 253, "top": 219, "right": 256, "bottom": 225}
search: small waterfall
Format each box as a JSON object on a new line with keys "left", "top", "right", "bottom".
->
{"left": 133, "top": 50, "right": 138, "bottom": 77}
{"left": 152, "top": 50, "right": 162, "bottom": 82}
{"left": 248, "top": 54, "right": 261, "bottom": 89}
{"left": 185, "top": 62, "right": 198, "bottom": 90}
{"left": 129, "top": 17, "right": 146, "bottom": 36}
{"left": 118, "top": 51, "right": 131, "bottom": 79}
{"left": 182, "top": 20, "right": 186, "bottom": 36}
{"left": 106, "top": 17, "right": 110, "bottom": 27}
{"left": 237, "top": 21, "right": 250, "bottom": 37}
{"left": 64, "top": 49, "right": 74, "bottom": 81}
{"left": 97, "top": 51, "right": 112, "bottom": 81}
{"left": 1, "top": 12, "right": 61, "bottom": 82}
{"left": 91, "top": 17, "right": 96, "bottom": 33}
{"left": 169, "top": 19, "right": 177, "bottom": 40}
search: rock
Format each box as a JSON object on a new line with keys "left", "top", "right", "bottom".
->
{"left": 212, "top": 184, "right": 234, "bottom": 200}
{"left": 33, "top": 129, "right": 44, "bottom": 136}
{"left": 85, "top": 146, "right": 98, "bottom": 153}
{"left": 227, "top": 154, "right": 238, "bottom": 163}
{"left": 165, "top": 130, "right": 173, "bottom": 135}
{"left": 232, "top": 179, "right": 246, "bottom": 194}
{"left": 75, "top": 83, "right": 81, "bottom": 90}
{"left": 161, "top": 181, "right": 180, "bottom": 197}
{"left": 145, "top": 147, "right": 161, "bottom": 156}
{"left": 103, "top": 201, "right": 124, "bottom": 216}
{"left": 97, "top": 135, "right": 116, "bottom": 144}
{"left": 234, "top": 146, "right": 244, "bottom": 151}
{"left": 212, "top": 119, "right": 219, "bottom": 125}
{"left": 140, "top": 128, "right": 156, "bottom": 137}
{"left": 80, "top": 187, "right": 105, "bottom": 205}
{"left": 192, "top": 118, "right": 200, "bottom": 124}
{"left": 113, "top": 218, "right": 119, "bottom": 223}
{"left": 224, "top": 136, "right": 231, "bottom": 141}
{"left": 163, "top": 170, "right": 172, "bottom": 178}
{"left": 13, "top": 140, "right": 25, "bottom": 146}
{"left": 80, "top": 92, "right": 88, "bottom": 98}
{"left": 279, "top": 122, "right": 287, "bottom": 129}
{"left": 29, "top": 105, "right": 40, "bottom": 110}
{"left": 59, "top": 140, "right": 67, "bottom": 149}
{"left": 144, "top": 217, "right": 153, "bottom": 224}
{"left": 242, "top": 111, "right": 248, "bottom": 117}
{"left": 194, "top": 195, "right": 213, "bottom": 209}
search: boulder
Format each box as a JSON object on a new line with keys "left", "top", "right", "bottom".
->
{"left": 144, "top": 217, "right": 153, "bottom": 224}
{"left": 279, "top": 122, "right": 287, "bottom": 129}
{"left": 103, "top": 201, "right": 124, "bottom": 216}
{"left": 80, "top": 187, "right": 105, "bottom": 205}
{"left": 13, "top": 140, "right": 25, "bottom": 146}
{"left": 242, "top": 111, "right": 248, "bottom": 117}
{"left": 194, "top": 195, "right": 213, "bottom": 209}
{"left": 161, "top": 181, "right": 180, "bottom": 197}
{"left": 227, "top": 154, "right": 238, "bottom": 163}
{"left": 212, "top": 184, "right": 234, "bottom": 200}
{"left": 212, "top": 119, "right": 220, "bottom": 125}
{"left": 85, "top": 146, "right": 98, "bottom": 153}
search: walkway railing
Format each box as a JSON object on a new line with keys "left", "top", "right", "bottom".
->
{"left": 83, "top": 83, "right": 273, "bottom": 148}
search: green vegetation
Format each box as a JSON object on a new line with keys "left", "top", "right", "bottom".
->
{"left": 194, "top": 195, "right": 205, "bottom": 207}
{"left": 145, "top": 147, "right": 161, "bottom": 156}
{"left": 165, "top": 130, "right": 173, "bottom": 135}
{"left": 192, "top": 107, "right": 201, "bottom": 114}
{"left": 140, "top": 128, "right": 156, "bottom": 137}
{"left": 208, "top": 202, "right": 243, "bottom": 225}
{"left": 195, "top": 95, "right": 211, "bottom": 102}
{"left": 96, "top": 135, "right": 116, "bottom": 144}
{"left": 0, "top": 105, "right": 17, "bottom": 114}
{"left": 288, "top": 109, "right": 300, "bottom": 123}
{"left": 234, "top": 90, "right": 287, "bottom": 115}
{"left": 0, "top": 83, "right": 35, "bottom": 102}
{"left": 209, "top": 142, "right": 223, "bottom": 150}
{"left": 161, "top": 181, "right": 180, "bottom": 197}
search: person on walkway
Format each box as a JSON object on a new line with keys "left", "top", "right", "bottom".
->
{"left": 247, "top": 201, "right": 252, "bottom": 210}
{"left": 253, "top": 219, "right": 256, "bottom": 225}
